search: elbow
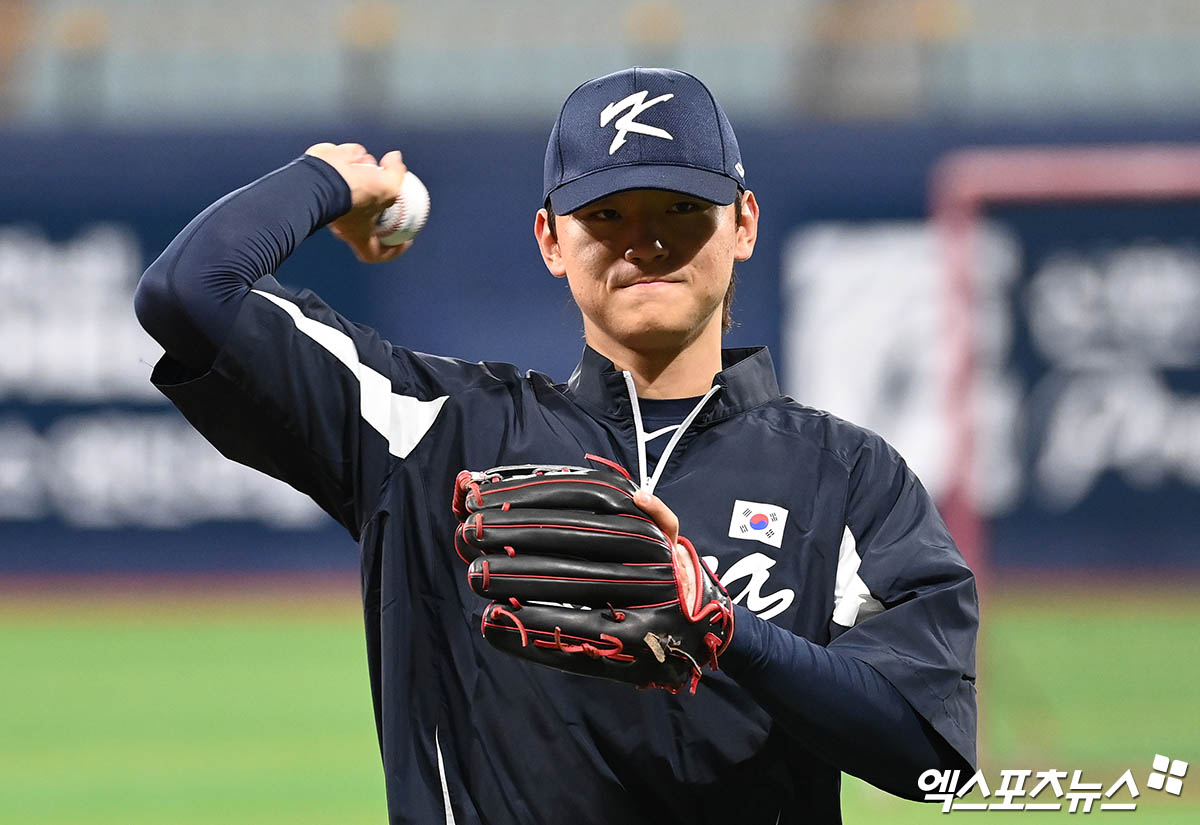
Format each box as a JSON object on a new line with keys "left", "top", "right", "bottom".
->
{"left": 133, "top": 256, "right": 177, "bottom": 342}
{"left": 133, "top": 251, "right": 227, "bottom": 371}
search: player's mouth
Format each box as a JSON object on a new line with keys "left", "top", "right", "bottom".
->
{"left": 618, "top": 276, "right": 683, "bottom": 289}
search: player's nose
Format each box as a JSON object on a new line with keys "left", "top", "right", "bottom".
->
{"left": 622, "top": 222, "right": 669, "bottom": 265}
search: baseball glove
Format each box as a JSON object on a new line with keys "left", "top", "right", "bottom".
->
{"left": 451, "top": 462, "right": 734, "bottom": 694}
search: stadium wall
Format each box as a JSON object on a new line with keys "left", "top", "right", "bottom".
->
{"left": 2, "top": 120, "right": 1197, "bottom": 573}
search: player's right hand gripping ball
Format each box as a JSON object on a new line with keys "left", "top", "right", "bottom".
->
{"left": 452, "top": 464, "right": 734, "bottom": 694}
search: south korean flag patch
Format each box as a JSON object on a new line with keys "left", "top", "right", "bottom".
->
{"left": 728, "top": 500, "right": 789, "bottom": 549}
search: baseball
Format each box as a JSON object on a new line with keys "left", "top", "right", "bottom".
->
{"left": 375, "top": 171, "right": 430, "bottom": 246}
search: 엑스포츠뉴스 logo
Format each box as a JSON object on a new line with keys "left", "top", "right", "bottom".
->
{"left": 919, "top": 753, "right": 1189, "bottom": 813}
{"left": 599, "top": 91, "right": 674, "bottom": 155}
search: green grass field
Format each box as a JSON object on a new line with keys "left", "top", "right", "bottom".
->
{"left": 1, "top": 578, "right": 1196, "bottom": 824}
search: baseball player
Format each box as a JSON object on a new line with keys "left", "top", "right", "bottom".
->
{"left": 135, "top": 68, "right": 977, "bottom": 824}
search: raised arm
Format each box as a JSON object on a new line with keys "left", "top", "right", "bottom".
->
{"left": 130, "top": 144, "right": 477, "bottom": 536}
{"left": 134, "top": 143, "right": 407, "bottom": 369}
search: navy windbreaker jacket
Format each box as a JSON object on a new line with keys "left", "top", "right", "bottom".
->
{"left": 150, "top": 272, "right": 978, "bottom": 824}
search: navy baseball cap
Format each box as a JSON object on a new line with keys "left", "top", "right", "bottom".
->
{"left": 543, "top": 67, "right": 745, "bottom": 214}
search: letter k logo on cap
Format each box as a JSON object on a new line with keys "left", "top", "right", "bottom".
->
{"left": 600, "top": 91, "right": 675, "bottom": 155}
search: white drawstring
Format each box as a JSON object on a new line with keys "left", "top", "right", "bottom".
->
{"left": 645, "top": 385, "right": 720, "bottom": 494}
{"left": 621, "top": 370, "right": 721, "bottom": 494}
{"left": 643, "top": 424, "right": 679, "bottom": 441}
{"left": 622, "top": 371, "right": 650, "bottom": 488}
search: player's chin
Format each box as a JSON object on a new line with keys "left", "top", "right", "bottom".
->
{"left": 614, "top": 289, "right": 695, "bottom": 318}
{"left": 602, "top": 294, "right": 716, "bottom": 343}
{"left": 610, "top": 315, "right": 698, "bottom": 350}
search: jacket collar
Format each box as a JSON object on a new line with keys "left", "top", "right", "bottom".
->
{"left": 565, "top": 344, "right": 780, "bottom": 426}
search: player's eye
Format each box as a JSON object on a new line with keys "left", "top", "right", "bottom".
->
{"left": 584, "top": 208, "right": 621, "bottom": 221}
{"left": 668, "top": 200, "right": 705, "bottom": 214}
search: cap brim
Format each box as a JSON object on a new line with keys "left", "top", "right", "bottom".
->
{"left": 548, "top": 165, "right": 739, "bottom": 214}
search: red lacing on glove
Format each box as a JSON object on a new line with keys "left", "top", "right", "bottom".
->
{"left": 604, "top": 603, "right": 626, "bottom": 622}
{"left": 708, "top": 600, "right": 735, "bottom": 656}
{"left": 583, "top": 453, "right": 634, "bottom": 483}
{"left": 532, "top": 627, "right": 635, "bottom": 663}
{"left": 638, "top": 674, "right": 699, "bottom": 695}
{"left": 639, "top": 681, "right": 683, "bottom": 696}
{"left": 452, "top": 524, "right": 472, "bottom": 565}
{"left": 451, "top": 470, "right": 477, "bottom": 519}
{"left": 703, "top": 632, "right": 722, "bottom": 670}
{"left": 486, "top": 605, "right": 529, "bottom": 648}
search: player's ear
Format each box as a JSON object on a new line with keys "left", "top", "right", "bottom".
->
{"left": 734, "top": 190, "right": 759, "bottom": 263}
{"left": 535, "top": 208, "right": 567, "bottom": 278}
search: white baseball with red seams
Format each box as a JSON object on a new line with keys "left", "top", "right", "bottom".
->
{"left": 375, "top": 171, "right": 430, "bottom": 246}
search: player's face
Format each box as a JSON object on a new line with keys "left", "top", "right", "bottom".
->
{"left": 536, "top": 188, "right": 758, "bottom": 355}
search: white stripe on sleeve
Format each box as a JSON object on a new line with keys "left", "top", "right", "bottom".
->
{"left": 253, "top": 290, "right": 448, "bottom": 459}
{"left": 832, "top": 525, "right": 885, "bottom": 627}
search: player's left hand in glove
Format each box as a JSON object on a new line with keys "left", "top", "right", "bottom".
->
{"left": 452, "top": 463, "right": 734, "bottom": 694}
